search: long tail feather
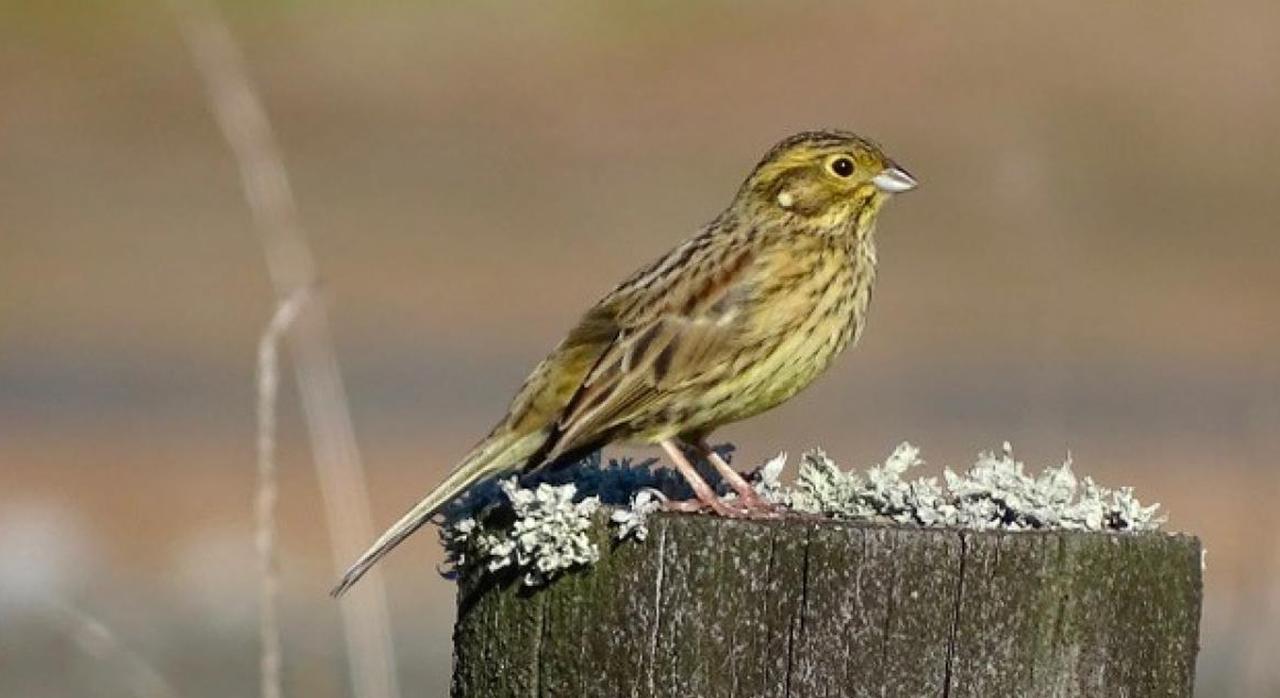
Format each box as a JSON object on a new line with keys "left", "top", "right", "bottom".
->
{"left": 330, "top": 430, "right": 543, "bottom": 597}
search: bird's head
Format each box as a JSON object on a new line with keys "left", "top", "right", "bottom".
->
{"left": 735, "top": 130, "right": 916, "bottom": 234}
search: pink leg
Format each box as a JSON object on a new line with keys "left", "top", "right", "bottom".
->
{"left": 694, "top": 440, "right": 781, "bottom": 515}
{"left": 659, "top": 440, "right": 745, "bottom": 518}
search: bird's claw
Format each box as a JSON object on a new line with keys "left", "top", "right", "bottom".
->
{"left": 661, "top": 497, "right": 750, "bottom": 518}
{"left": 661, "top": 495, "right": 783, "bottom": 519}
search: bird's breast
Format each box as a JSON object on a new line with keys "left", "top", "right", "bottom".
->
{"left": 689, "top": 239, "right": 876, "bottom": 430}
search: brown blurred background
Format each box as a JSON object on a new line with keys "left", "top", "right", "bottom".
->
{"left": 3, "top": 1, "right": 1279, "bottom": 696}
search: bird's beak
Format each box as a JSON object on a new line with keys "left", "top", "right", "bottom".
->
{"left": 872, "top": 163, "right": 918, "bottom": 194}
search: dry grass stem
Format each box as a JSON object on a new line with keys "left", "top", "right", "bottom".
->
{"left": 173, "top": 2, "right": 401, "bottom": 697}
{"left": 255, "top": 290, "right": 309, "bottom": 698}
{"left": 50, "top": 602, "right": 181, "bottom": 698}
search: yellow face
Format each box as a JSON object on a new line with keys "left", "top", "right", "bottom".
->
{"left": 739, "top": 130, "right": 916, "bottom": 229}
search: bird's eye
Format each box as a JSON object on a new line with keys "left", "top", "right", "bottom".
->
{"left": 829, "top": 157, "right": 855, "bottom": 178}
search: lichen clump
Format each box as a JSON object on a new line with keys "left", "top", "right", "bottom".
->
{"left": 779, "top": 442, "right": 1163, "bottom": 531}
{"left": 439, "top": 452, "right": 695, "bottom": 584}
{"left": 441, "top": 480, "right": 600, "bottom": 587}
{"left": 441, "top": 442, "right": 1164, "bottom": 587}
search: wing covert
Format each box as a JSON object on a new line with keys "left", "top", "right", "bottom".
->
{"left": 543, "top": 247, "right": 761, "bottom": 460}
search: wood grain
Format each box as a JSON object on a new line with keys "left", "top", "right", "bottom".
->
{"left": 453, "top": 515, "right": 1201, "bottom": 698}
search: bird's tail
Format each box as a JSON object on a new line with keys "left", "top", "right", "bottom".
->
{"left": 330, "top": 429, "right": 545, "bottom": 597}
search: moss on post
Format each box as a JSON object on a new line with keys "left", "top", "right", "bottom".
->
{"left": 452, "top": 515, "right": 1201, "bottom": 698}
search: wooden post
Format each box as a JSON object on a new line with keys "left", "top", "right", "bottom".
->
{"left": 452, "top": 514, "right": 1202, "bottom": 697}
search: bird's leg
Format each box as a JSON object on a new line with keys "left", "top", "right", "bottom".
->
{"left": 659, "top": 440, "right": 745, "bottom": 517}
{"left": 692, "top": 439, "right": 780, "bottom": 515}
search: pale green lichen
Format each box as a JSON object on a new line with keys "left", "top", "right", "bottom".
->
{"left": 780, "top": 441, "right": 1163, "bottom": 532}
{"left": 440, "top": 449, "right": 730, "bottom": 584}
{"left": 609, "top": 489, "right": 662, "bottom": 542}
{"left": 441, "top": 441, "right": 1164, "bottom": 586}
{"left": 784, "top": 443, "right": 948, "bottom": 524}
{"left": 941, "top": 442, "right": 1164, "bottom": 531}
{"left": 441, "top": 480, "right": 600, "bottom": 586}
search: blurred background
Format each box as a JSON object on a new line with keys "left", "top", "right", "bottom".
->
{"left": 3, "top": 1, "right": 1278, "bottom": 695}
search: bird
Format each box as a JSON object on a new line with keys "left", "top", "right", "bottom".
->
{"left": 332, "top": 129, "right": 916, "bottom": 596}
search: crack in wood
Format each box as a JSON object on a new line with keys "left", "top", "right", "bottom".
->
{"left": 879, "top": 533, "right": 899, "bottom": 677}
{"left": 644, "top": 522, "right": 668, "bottom": 697}
{"left": 941, "top": 531, "right": 969, "bottom": 697}
{"left": 533, "top": 591, "right": 547, "bottom": 698}
{"left": 782, "top": 525, "right": 813, "bottom": 698}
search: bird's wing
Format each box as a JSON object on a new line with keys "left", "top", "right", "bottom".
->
{"left": 501, "top": 300, "right": 623, "bottom": 437}
{"left": 540, "top": 246, "right": 762, "bottom": 462}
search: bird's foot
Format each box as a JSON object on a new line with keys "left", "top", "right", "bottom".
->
{"left": 689, "top": 439, "right": 786, "bottom": 518}
{"left": 719, "top": 477, "right": 786, "bottom": 519}
{"left": 734, "top": 494, "right": 787, "bottom": 519}
{"left": 660, "top": 496, "right": 751, "bottom": 518}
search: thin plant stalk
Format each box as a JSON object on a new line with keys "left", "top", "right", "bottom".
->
{"left": 50, "top": 601, "right": 181, "bottom": 698}
{"left": 172, "top": 3, "right": 401, "bottom": 698}
{"left": 256, "top": 290, "right": 309, "bottom": 698}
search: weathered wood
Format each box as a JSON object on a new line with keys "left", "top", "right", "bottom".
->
{"left": 452, "top": 514, "right": 1202, "bottom": 698}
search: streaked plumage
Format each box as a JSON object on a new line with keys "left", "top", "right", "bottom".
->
{"left": 333, "top": 130, "right": 916, "bottom": 596}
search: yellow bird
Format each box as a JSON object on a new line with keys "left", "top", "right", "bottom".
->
{"left": 333, "top": 130, "right": 916, "bottom": 596}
